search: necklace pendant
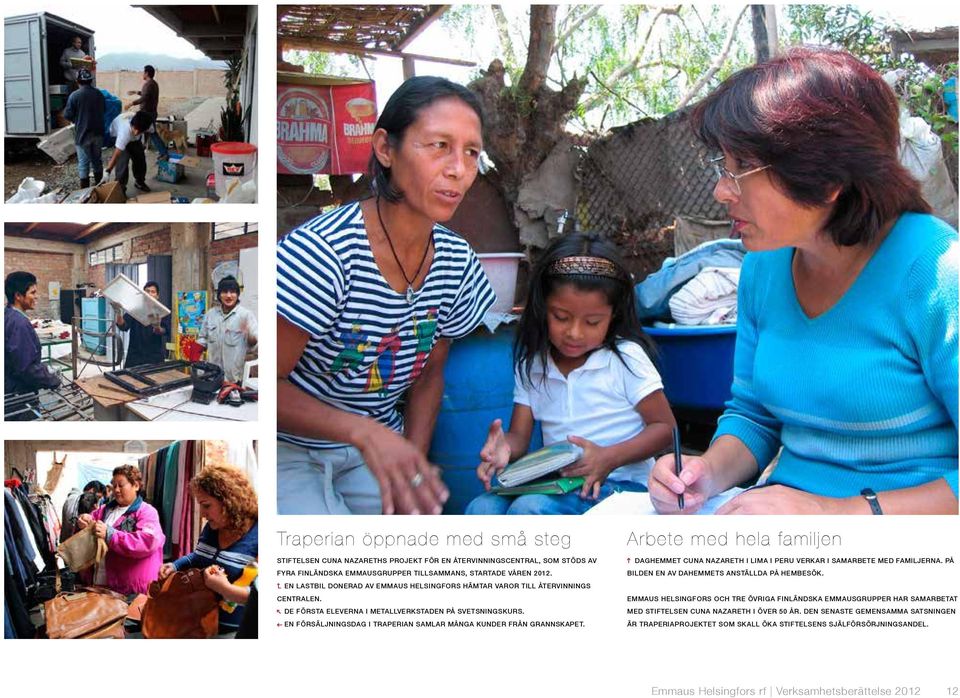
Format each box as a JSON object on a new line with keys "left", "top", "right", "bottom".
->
{"left": 405, "top": 286, "right": 416, "bottom": 304}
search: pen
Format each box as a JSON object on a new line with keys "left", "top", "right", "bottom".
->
{"left": 673, "top": 426, "right": 684, "bottom": 511}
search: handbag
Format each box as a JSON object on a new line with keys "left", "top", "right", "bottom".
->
{"left": 57, "top": 526, "right": 108, "bottom": 573}
{"left": 44, "top": 586, "right": 129, "bottom": 639}
{"left": 141, "top": 568, "right": 219, "bottom": 639}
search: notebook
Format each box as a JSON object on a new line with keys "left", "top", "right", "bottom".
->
{"left": 494, "top": 442, "right": 584, "bottom": 487}
{"left": 491, "top": 476, "right": 585, "bottom": 496}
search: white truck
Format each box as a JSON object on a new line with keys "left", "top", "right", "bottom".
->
{"left": 4, "top": 12, "right": 95, "bottom": 140}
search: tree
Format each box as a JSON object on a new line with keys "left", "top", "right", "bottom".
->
{"left": 467, "top": 7, "right": 588, "bottom": 202}
{"left": 785, "top": 4, "right": 957, "bottom": 152}
{"left": 441, "top": 5, "right": 756, "bottom": 131}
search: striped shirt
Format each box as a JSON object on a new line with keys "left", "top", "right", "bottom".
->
{"left": 172, "top": 521, "right": 258, "bottom": 633}
{"left": 277, "top": 201, "right": 496, "bottom": 449}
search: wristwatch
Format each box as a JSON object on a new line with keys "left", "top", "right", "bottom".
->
{"left": 860, "top": 488, "right": 883, "bottom": 515}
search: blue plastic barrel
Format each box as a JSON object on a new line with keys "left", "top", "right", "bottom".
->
{"left": 428, "top": 325, "right": 542, "bottom": 514}
{"left": 644, "top": 324, "right": 737, "bottom": 411}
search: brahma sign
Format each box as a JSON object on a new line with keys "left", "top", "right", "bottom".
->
{"left": 277, "top": 80, "right": 377, "bottom": 175}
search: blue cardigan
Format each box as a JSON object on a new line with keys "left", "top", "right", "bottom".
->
{"left": 713, "top": 212, "right": 958, "bottom": 499}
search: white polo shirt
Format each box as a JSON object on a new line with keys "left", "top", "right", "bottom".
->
{"left": 514, "top": 340, "right": 664, "bottom": 484}
{"left": 109, "top": 115, "right": 135, "bottom": 151}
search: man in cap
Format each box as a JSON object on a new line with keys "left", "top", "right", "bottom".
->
{"left": 63, "top": 68, "right": 105, "bottom": 188}
{"left": 197, "top": 276, "right": 258, "bottom": 383}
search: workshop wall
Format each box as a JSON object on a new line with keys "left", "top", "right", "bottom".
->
{"left": 4, "top": 249, "right": 74, "bottom": 320}
{"left": 208, "top": 232, "right": 258, "bottom": 281}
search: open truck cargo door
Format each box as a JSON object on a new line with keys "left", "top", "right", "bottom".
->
{"left": 4, "top": 13, "right": 47, "bottom": 135}
{"left": 4, "top": 12, "right": 95, "bottom": 138}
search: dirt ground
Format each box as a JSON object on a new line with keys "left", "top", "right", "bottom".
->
{"left": 5, "top": 95, "right": 221, "bottom": 201}
{"left": 5, "top": 144, "right": 214, "bottom": 201}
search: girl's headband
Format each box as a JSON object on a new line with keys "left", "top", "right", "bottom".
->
{"left": 547, "top": 255, "right": 621, "bottom": 279}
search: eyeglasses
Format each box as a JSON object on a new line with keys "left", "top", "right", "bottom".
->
{"left": 708, "top": 156, "right": 770, "bottom": 196}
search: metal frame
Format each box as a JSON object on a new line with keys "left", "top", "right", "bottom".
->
{"left": 5, "top": 384, "right": 93, "bottom": 421}
{"left": 102, "top": 360, "right": 192, "bottom": 397}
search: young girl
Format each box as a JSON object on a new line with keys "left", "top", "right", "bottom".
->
{"left": 465, "top": 233, "right": 676, "bottom": 515}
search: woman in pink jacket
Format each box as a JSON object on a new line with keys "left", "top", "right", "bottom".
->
{"left": 77, "top": 464, "right": 164, "bottom": 596}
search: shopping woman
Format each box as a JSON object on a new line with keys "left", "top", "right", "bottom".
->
{"left": 276, "top": 76, "right": 496, "bottom": 515}
{"left": 77, "top": 465, "right": 164, "bottom": 595}
{"left": 649, "top": 47, "right": 958, "bottom": 514}
{"left": 159, "top": 464, "right": 258, "bottom": 635}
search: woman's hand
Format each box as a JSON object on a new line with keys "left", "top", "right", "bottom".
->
{"left": 477, "top": 419, "right": 511, "bottom": 491}
{"left": 649, "top": 453, "right": 717, "bottom": 514}
{"left": 716, "top": 485, "right": 841, "bottom": 515}
{"left": 203, "top": 565, "right": 231, "bottom": 595}
{"left": 560, "top": 436, "right": 614, "bottom": 500}
{"left": 358, "top": 426, "right": 448, "bottom": 515}
{"left": 93, "top": 521, "right": 108, "bottom": 540}
{"left": 158, "top": 563, "right": 176, "bottom": 580}
{"left": 76, "top": 513, "right": 93, "bottom": 530}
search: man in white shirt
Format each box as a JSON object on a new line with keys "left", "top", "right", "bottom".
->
{"left": 104, "top": 111, "right": 153, "bottom": 196}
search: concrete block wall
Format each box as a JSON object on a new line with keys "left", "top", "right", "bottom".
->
{"left": 3, "top": 250, "right": 74, "bottom": 320}
{"left": 96, "top": 69, "right": 227, "bottom": 102}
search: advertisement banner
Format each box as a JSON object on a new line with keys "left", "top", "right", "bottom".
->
{"left": 277, "top": 81, "right": 377, "bottom": 175}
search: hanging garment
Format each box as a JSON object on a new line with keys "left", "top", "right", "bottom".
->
{"left": 161, "top": 442, "right": 180, "bottom": 559}
{"left": 7, "top": 490, "right": 45, "bottom": 573}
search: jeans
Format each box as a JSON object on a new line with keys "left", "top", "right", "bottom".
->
{"left": 115, "top": 140, "right": 147, "bottom": 190}
{"left": 75, "top": 135, "right": 103, "bottom": 180}
{"left": 277, "top": 441, "right": 381, "bottom": 515}
{"left": 464, "top": 479, "right": 648, "bottom": 515}
{"left": 147, "top": 130, "right": 168, "bottom": 158}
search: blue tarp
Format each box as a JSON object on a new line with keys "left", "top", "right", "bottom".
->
{"left": 100, "top": 89, "right": 122, "bottom": 147}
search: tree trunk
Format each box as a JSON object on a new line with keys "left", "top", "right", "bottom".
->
{"left": 519, "top": 6, "right": 557, "bottom": 96}
{"left": 751, "top": 5, "right": 770, "bottom": 63}
{"left": 469, "top": 7, "right": 586, "bottom": 207}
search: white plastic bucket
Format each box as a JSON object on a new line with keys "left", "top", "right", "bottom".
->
{"left": 477, "top": 253, "right": 525, "bottom": 314}
{"left": 210, "top": 142, "right": 257, "bottom": 198}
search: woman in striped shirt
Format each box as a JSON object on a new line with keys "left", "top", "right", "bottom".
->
{"left": 277, "top": 77, "right": 495, "bottom": 515}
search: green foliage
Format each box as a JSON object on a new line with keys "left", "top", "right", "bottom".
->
{"left": 219, "top": 55, "right": 248, "bottom": 141}
{"left": 283, "top": 50, "right": 368, "bottom": 79}
{"left": 784, "top": 5, "right": 957, "bottom": 152}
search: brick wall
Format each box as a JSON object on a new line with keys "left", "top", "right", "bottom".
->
{"left": 4, "top": 250, "right": 74, "bottom": 320}
{"left": 129, "top": 228, "right": 173, "bottom": 261}
{"left": 87, "top": 264, "right": 106, "bottom": 293}
{"left": 208, "top": 232, "right": 258, "bottom": 282}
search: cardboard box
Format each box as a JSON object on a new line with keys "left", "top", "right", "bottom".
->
{"left": 86, "top": 181, "right": 126, "bottom": 204}
{"left": 157, "top": 160, "right": 184, "bottom": 183}
{"left": 171, "top": 155, "right": 202, "bottom": 169}
{"left": 127, "top": 191, "right": 171, "bottom": 204}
